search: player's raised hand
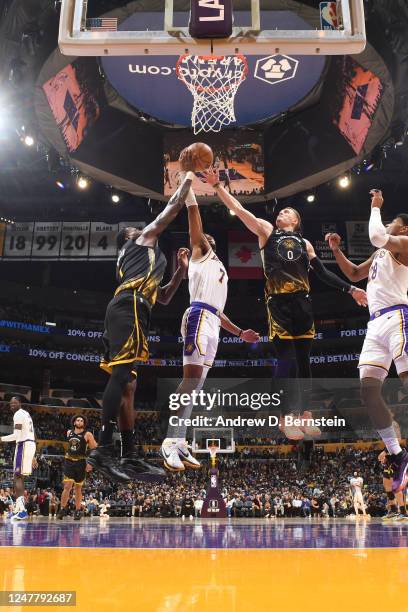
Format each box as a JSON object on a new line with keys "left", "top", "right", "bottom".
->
{"left": 241, "top": 329, "right": 260, "bottom": 343}
{"left": 202, "top": 167, "right": 220, "bottom": 186}
{"left": 350, "top": 287, "right": 368, "bottom": 307}
{"left": 177, "top": 247, "right": 190, "bottom": 273}
{"left": 325, "top": 232, "right": 342, "bottom": 251}
{"left": 378, "top": 450, "right": 387, "bottom": 464}
{"left": 179, "top": 146, "right": 195, "bottom": 172}
{"left": 370, "top": 189, "right": 384, "bottom": 209}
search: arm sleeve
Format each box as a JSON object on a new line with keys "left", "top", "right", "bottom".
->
{"left": 309, "top": 257, "right": 352, "bottom": 292}
{"left": 369, "top": 207, "right": 389, "bottom": 248}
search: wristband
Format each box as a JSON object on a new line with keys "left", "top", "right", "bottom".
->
{"left": 213, "top": 181, "right": 221, "bottom": 189}
{"left": 348, "top": 285, "right": 356, "bottom": 294}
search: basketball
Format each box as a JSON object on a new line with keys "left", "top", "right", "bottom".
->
{"left": 179, "top": 142, "right": 214, "bottom": 172}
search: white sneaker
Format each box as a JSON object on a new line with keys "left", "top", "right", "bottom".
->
{"left": 176, "top": 440, "right": 201, "bottom": 470}
{"left": 161, "top": 438, "right": 185, "bottom": 472}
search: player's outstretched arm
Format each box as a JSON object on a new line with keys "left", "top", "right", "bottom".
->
{"left": 203, "top": 168, "right": 272, "bottom": 244}
{"left": 157, "top": 248, "right": 190, "bottom": 305}
{"left": 305, "top": 240, "right": 367, "bottom": 306}
{"left": 137, "top": 172, "right": 194, "bottom": 247}
{"left": 369, "top": 189, "right": 408, "bottom": 255}
{"left": 186, "top": 188, "right": 212, "bottom": 260}
{"left": 220, "top": 313, "right": 260, "bottom": 343}
{"left": 1, "top": 423, "right": 22, "bottom": 442}
{"left": 325, "top": 233, "right": 373, "bottom": 282}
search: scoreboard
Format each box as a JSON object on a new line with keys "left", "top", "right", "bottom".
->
{"left": 0, "top": 221, "right": 146, "bottom": 260}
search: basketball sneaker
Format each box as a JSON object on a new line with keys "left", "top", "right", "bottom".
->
{"left": 87, "top": 445, "right": 131, "bottom": 483}
{"left": 278, "top": 415, "right": 304, "bottom": 441}
{"left": 176, "top": 441, "right": 201, "bottom": 469}
{"left": 120, "top": 453, "right": 166, "bottom": 482}
{"left": 381, "top": 510, "right": 399, "bottom": 521}
{"left": 391, "top": 449, "right": 408, "bottom": 492}
{"left": 161, "top": 439, "right": 185, "bottom": 472}
{"left": 57, "top": 507, "right": 66, "bottom": 520}
{"left": 11, "top": 510, "right": 28, "bottom": 521}
{"left": 299, "top": 411, "right": 321, "bottom": 437}
{"left": 74, "top": 510, "right": 82, "bottom": 521}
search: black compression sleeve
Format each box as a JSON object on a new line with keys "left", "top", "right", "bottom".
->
{"left": 309, "top": 257, "right": 352, "bottom": 292}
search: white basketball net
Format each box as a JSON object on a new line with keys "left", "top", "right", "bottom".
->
{"left": 176, "top": 55, "right": 248, "bottom": 134}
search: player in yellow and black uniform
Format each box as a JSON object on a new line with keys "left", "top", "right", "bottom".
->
{"left": 58, "top": 415, "right": 97, "bottom": 521}
{"left": 204, "top": 168, "right": 367, "bottom": 439}
{"left": 262, "top": 229, "right": 313, "bottom": 341}
{"left": 88, "top": 172, "right": 194, "bottom": 483}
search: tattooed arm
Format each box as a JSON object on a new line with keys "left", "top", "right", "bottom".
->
{"left": 137, "top": 172, "right": 194, "bottom": 247}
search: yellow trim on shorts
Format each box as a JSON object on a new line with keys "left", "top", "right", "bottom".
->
{"left": 395, "top": 309, "right": 406, "bottom": 359}
{"left": 358, "top": 362, "right": 389, "bottom": 372}
{"left": 133, "top": 290, "right": 140, "bottom": 357}
{"left": 63, "top": 477, "right": 85, "bottom": 486}
{"left": 196, "top": 309, "right": 206, "bottom": 356}
{"left": 266, "top": 303, "right": 315, "bottom": 340}
{"left": 100, "top": 356, "right": 147, "bottom": 374}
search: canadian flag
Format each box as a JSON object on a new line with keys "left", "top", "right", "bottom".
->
{"left": 228, "top": 231, "right": 263, "bottom": 279}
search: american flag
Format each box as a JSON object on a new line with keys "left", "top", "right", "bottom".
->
{"left": 87, "top": 17, "right": 118, "bottom": 32}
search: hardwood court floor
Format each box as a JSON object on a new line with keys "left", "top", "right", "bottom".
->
{"left": 2, "top": 518, "right": 408, "bottom": 611}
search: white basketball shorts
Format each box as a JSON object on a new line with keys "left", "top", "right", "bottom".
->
{"left": 358, "top": 305, "right": 408, "bottom": 380}
{"left": 181, "top": 304, "right": 221, "bottom": 368}
{"left": 14, "top": 440, "right": 36, "bottom": 476}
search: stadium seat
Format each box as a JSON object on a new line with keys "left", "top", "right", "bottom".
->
{"left": 67, "top": 398, "right": 92, "bottom": 409}
{"left": 40, "top": 397, "right": 65, "bottom": 407}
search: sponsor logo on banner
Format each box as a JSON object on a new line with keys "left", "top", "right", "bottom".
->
{"left": 254, "top": 54, "right": 299, "bottom": 85}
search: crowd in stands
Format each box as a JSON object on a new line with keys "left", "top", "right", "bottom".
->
{"left": 0, "top": 447, "right": 389, "bottom": 519}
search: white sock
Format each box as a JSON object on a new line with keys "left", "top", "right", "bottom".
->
{"left": 378, "top": 425, "right": 402, "bottom": 455}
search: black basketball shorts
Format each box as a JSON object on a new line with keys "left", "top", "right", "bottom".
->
{"left": 100, "top": 290, "right": 150, "bottom": 375}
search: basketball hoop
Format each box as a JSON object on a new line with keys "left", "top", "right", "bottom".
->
{"left": 176, "top": 54, "right": 248, "bottom": 134}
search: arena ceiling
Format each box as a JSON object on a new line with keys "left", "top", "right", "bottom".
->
{"left": 0, "top": 0, "right": 407, "bottom": 215}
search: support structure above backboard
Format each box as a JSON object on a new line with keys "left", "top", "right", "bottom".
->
{"left": 58, "top": 0, "right": 366, "bottom": 57}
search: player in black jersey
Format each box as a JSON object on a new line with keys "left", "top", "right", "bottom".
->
{"left": 204, "top": 168, "right": 367, "bottom": 440}
{"left": 88, "top": 172, "right": 194, "bottom": 483}
{"left": 58, "top": 415, "right": 97, "bottom": 521}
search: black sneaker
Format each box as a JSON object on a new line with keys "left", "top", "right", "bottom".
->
{"left": 120, "top": 453, "right": 166, "bottom": 482}
{"left": 391, "top": 449, "right": 408, "bottom": 492}
{"left": 87, "top": 445, "right": 131, "bottom": 483}
{"left": 57, "top": 508, "right": 65, "bottom": 520}
{"left": 74, "top": 510, "right": 82, "bottom": 521}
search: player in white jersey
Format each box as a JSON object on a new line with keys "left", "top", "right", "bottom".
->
{"left": 0, "top": 396, "right": 37, "bottom": 520}
{"left": 161, "top": 182, "right": 260, "bottom": 471}
{"left": 326, "top": 190, "right": 408, "bottom": 492}
{"left": 350, "top": 472, "right": 367, "bottom": 517}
